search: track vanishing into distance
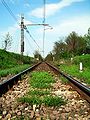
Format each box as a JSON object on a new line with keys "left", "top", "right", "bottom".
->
{"left": 0, "top": 61, "right": 90, "bottom": 119}
{"left": 0, "top": 61, "right": 90, "bottom": 103}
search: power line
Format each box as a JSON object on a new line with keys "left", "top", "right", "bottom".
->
{"left": 24, "top": 35, "right": 34, "bottom": 54}
{"left": 25, "top": 35, "right": 34, "bottom": 52}
{"left": 42, "top": 0, "right": 46, "bottom": 58}
{"left": 1, "top": 0, "right": 19, "bottom": 25}
{"left": 1, "top": 0, "right": 45, "bottom": 56}
{"left": 24, "top": 26, "right": 41, "bottom": 50}
{"left": 43, "top": 0, "right": 46, "bottom": 24}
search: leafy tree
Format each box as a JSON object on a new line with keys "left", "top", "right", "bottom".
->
{"left": 84, "top": 28, "right": 90, "bottom": 54}
{"left": 65, "top": 31, "right": 86, "bottom": 56}
{"left": 45, "top": 52, "right": 53, "bottom": 61}
{"left": 65, "top": 32, "right": 78, "bottom": 54}
{"left": 53, "top": 40, "right": 68, "bottom": 60}
{"left": 34, "top": 50, "right": 43, "bottom": 61}
{"left": 2, "top": 32, "right": 12, "bottom": 51}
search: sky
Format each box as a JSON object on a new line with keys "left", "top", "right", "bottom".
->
{"left": 0, "top": 0, "right": 90, "bottom": 57}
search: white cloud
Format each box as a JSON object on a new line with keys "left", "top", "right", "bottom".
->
{"left": 54, "top": 16, "right": 90, "bottom": 36}
{"left": 32, "top": 15, "right": 90, "bottom": 56}
{"left": 30, "top": 0, "right": 84, "bottom": 18}
{"left": 35, "top": 15, "right": 90, "bottom": 36}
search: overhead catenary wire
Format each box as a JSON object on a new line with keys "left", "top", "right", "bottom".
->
{"left": 1, "top": 0, "right": 19, "bottom": 25}
{"left": 24, "top": 35, "right": 34, "bottom": 53}
{"left": 1, "top": 1, "right": 35, "bottom": 54}
{"left": 24, "top": 26, "right": 41, "bottom": 50}
{"left": 42, "top": 0, "right": 46, "bottom": 58}
{"left": 1, "top": 0, "right": 43, "bottom": 56}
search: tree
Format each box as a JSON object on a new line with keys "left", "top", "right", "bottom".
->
{"left": 45, "top": 52, "right": 53, "bottom": 61}
{"left": 53, "top": 40, "right": 68, "bottom": 60}
{"left": 84, "top": 28, "right": 90, "bottom": 54}
{"left": 2, "top": 32, "right": 12, "bottom": 51}
{"left": 65, "top": 32, "right": 78, "bottom": 54}
{"left": 34, "top": 50, "right": 43, "bottom": 61}
{"left": 65, "top": 31, "right": 86, "bottom": 56}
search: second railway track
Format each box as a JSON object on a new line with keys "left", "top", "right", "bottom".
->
{"left": 0, "top": 61, "right": 90, "bottom": 119}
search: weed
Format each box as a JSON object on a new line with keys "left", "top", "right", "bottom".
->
{"left": 18, "top": 71, "right": 66, "bottom": 107}
{"left": 29, "top": 71, "right": 55, "bottom": 89}
{"left": 28, "top": 90, "right": 50, "bottom": 96}
{"left": 18, "top": 96, "right": 42, "bottom": 105}
{"left": 43, "top": 95, "right": 66, "bottom": 107}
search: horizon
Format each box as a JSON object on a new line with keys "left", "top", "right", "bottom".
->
{"left": 0, "top": 0, "right": 90, "bottom": 57}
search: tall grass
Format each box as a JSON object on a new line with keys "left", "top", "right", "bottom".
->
{"left": 0, "top": 49, "right": 33, "bottom": 69}
{"left": 57, "top": 54, "right": 90, "bottom": 84}
{"left": 0, "top": 64, "right": 30, "bottom": 77}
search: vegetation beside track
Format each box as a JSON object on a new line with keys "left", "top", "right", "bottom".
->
{"left": 0, "top": 64, "right": 30, "bottom": 77}
{"left": 0, "top": 49, "right": 33, "bottom": 69}
{"left": 0, "top": 49, "right": 34, "bottom": 77}
{"left": 57, "top": 54, "right": 90, "bottom": 84}
{"left": 18, "top": 71, "right": 66, "bottom": 107}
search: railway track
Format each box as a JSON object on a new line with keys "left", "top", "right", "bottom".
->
{"left": 0, "top": 62, "right": 41, "bottom": 96}
{"left": 45, "top": 62, "right": 90, "bottom": 103}
{"left": 0, "top": 61, "right": 90, "bottom": 119}
{"left": 0, "top": 61, "right": 90, "bottom": 103}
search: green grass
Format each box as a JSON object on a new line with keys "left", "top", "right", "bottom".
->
{"left": 0, "top": 49, "right": 34, "bottom": 78}
{"left": 29, "top": 71, "right": 55, "bottom": 89}
{"left": 18, "top": 96, "right": 42, "bottom": 105}
{"left": 59, "top": 64, "right": 90, "bottom": 84}
{"left": 28, "top": 89, "right": 50, "bottom": 96}
{"left": 18, "top": 71, "right": 66, "bottom": 107}
{"left": 18, "top": 95, "right": 65, "bottom": 107}
{"left": 43, "top": 95, "right": 66, "bottom": 107}
{"left": 0, "top": 64, "right": 30, "bottom": 77}
{"left": 0, "top": 49, "right": 33, "bottom": 69}
{"left": 73, "top": 54, "right": 90, "bottom": 68}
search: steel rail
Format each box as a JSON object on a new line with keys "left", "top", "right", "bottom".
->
{"left": 45, "top": 62, "right": 90, "bottom": 103}
{"left": 0, "top": 62, "right": 42, "bottom": 96}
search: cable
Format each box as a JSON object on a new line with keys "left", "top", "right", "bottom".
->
{"left": 1, "top": 0, "right": 19, "bottom": 25}
{"left": 43, "top": 0, "right": 46, "bottom": 24}
{"left": 1, "top": 0, "right": 41, "bottom": 55}
{"left": 24, "top": 35, "right": 34, "bottom": 53}
{"left": 24, "top": 26, "right": 41, "bottom": 50}
{"left": 42, "top": 0, "right": 46, "bottom": 58}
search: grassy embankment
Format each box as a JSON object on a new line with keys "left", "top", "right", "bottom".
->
{"left": 18, "top": 71, "right": 66, "bottom": 107}
{"left": 0, "top": 49, "right": 33, "bottom": 77}
{"left": 57, "top": 54, "right": 90, "bottom": 84}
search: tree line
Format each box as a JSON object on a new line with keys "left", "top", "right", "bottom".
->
{"left": 2, "top": 28, "right": 90, "bottom": 61}
{"left": 45, "top": 28, "right": 90, "bottom": 61}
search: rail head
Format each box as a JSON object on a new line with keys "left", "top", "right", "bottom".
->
{"left": 45, "top": 61, "right": 90, "bottom": 102}
{"left": 0, "top": 62, "right": 42, "bottom": 96}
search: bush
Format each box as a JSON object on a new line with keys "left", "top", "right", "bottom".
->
{"left": 73, "top": 54, "right": 90, "bottom": 68}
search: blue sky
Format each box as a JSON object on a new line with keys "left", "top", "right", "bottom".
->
{"left": 0, "top": 0, "right": 90, "bottom": 57}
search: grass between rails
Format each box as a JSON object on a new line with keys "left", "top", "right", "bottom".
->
{"left": 30, "top": 72, "right": 55, "bottom": 89}
{"left": 59, "top": 64, "right": 90, "bottom": 84}
{"left": 18, "top": 71, "right": 66, "bottom": 107}
{"left": 0, "top": 64, "right": 30, "bottom": 77}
